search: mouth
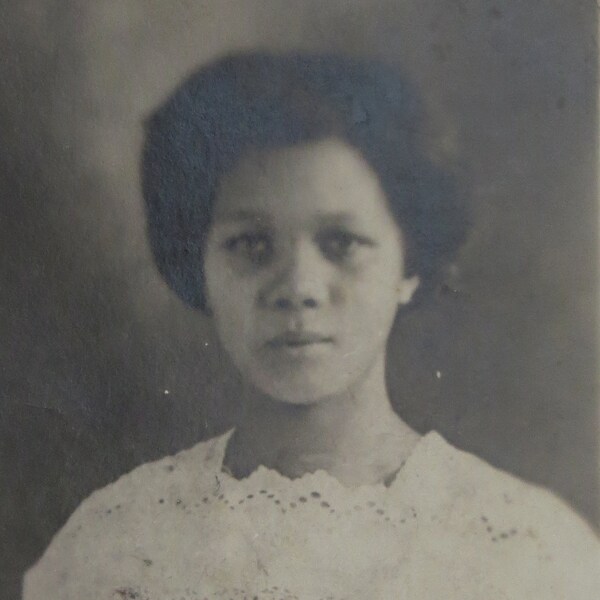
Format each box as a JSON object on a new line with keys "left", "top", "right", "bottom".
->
{"left": 266, "top": 331, "right": 334, "bottom": 349}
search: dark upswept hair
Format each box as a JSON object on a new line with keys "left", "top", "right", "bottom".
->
{"left": 142, "top": 51, "right": 468, "bottom": 311}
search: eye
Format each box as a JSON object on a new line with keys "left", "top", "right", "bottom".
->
{"left": 316, "top": 229, "right": 374, "bottom": 263}
{"left": 223, "top": 232, "right": 273, "bottom": 266}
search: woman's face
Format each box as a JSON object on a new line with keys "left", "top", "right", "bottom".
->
{"left": 204, "top": 138, "right": 419, "bottom": 404}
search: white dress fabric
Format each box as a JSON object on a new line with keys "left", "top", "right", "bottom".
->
{"left": 24, "top": 430, "right": 599, "bottom": 599}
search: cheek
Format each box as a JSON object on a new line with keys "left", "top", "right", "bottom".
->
{"left": 207, "top": 284, "right": 277, "bottom": 378}
{"left": 205, "top": 255, "right": 251, "bottom": 339}
{"left": 211, "top": 296, "right": 257, "bottom": 372}
{"left": 344, "top": 251, "right": 403, "bottom": 305}
{"left": 345, "top": 287, "right": 398, "bottom": 337}
{"left": 338, "top": 257, "right": 402, "bottom": 339}
{"left": 209, "top": 273, "right": 255, "bottom": 329}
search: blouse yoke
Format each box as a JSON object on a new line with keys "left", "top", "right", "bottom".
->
{"left": 23, "top": 430, "right": 600, "bottom": 599}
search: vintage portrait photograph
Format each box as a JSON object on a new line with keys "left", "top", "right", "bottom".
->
{"left": 1, "top": 1, "right": 599, "bottom": 598}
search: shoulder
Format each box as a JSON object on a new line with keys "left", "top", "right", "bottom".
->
{"left": 420, "top": 432, "right": 597, "bottom": 539}
{"left": 22, "top": 432, "right": 232, "bottom": 600}
{"left": 405, "top": 431, "right": 600, "bottom": 597}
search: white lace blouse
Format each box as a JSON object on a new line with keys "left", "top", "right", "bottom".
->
{"left": 24, "top": 430, "right": 599, "bottom": 599}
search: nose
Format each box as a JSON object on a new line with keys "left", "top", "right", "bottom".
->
{"left": 261, "top": 239, "right": 328, "bottom": 311}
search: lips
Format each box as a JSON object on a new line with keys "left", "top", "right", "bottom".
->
{"left": 266, "top": 331, "right": 334, "bottom": 349}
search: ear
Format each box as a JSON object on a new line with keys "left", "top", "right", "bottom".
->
{"left": 397, "top": 275, "right": 420, "bottom": 306}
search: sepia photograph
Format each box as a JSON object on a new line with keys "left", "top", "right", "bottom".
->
{"left": 1, "top": 1, "right": 599, "bottom": 598}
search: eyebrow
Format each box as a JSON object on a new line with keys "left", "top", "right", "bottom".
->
{"left": 213, "top": 209, "right": 270, "bottom": 223}
{"left": 215, "top": 209, "right": 359, "bottom": 222}
{"left": 314, "top": 211, "right": 358, "bottom": 226}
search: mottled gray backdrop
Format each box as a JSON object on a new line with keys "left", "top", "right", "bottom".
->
{"left": 0, "top": 2, "right": 597, "bottom": 598}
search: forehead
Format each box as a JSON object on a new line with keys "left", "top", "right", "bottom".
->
{"left": 214, "top": 138, "right": 394, "bottom": 226}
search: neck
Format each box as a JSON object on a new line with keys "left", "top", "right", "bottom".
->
{"left": 224, "top": 353, "right": 420, "bottom": 486}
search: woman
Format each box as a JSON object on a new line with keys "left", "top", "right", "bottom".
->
{"left": 24, "top": 52, "right": 599, "bottom": 599}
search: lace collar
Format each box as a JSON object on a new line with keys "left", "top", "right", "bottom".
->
{"left": 201, "top": 428, "right": 446, "bottom": 496}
